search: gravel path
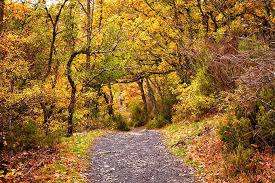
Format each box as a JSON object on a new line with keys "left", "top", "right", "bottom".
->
{"left": 88, "top": 130, "right": 194, "bottom": 183}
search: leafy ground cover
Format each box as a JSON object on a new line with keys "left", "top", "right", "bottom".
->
{"left": 161, "top": 115, "right": 275, "bottom": 183}
{"left": 1, "top": 130, "right": 105, "bottom": 183}
{"left": 37, "top": 130, "right": 105, "bottom": 183}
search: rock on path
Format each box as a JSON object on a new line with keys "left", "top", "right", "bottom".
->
{"left": 88, "top": 130, "right": 194, "bottom": 183}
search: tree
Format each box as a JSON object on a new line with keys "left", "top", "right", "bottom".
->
{"left": 39, "top": 0, "right": 69, "bottom": 135}
{"left": 44, "top": 0, "right": 68, "bottom": 79}
{"left": 0, "top": 0, "right": 274, "bottom": 170}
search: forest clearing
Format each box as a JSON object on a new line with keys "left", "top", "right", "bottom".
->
{"left": 0, "top": 0, "right": 274, "bottom": 182}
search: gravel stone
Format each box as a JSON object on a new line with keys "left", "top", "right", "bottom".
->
{"left": 88, "top": 130, "right": 194, "bottom": 183}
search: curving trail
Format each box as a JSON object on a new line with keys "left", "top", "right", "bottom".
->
{"left": 88, "top": 130, "right": 194, "bottom": 183}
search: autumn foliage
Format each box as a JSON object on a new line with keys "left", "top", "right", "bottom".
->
{"left": 0, "top": 0, "right": 274, "bottom": 182}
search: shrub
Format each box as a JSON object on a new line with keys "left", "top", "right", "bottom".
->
{"left": 6, "top": 121, "right": 61, "bottom": 151}
{"left": 161, "top": 93, "right": 177, "bottom": 122}
{"left": 255, "top": 106, "right": 275, "bottom": 149}
{"left": 6, "top": 121, "right": 38, "bottom": 151}
{"left": 219, "top": 117, "right": 253, "bottom": 151}
{"left": 226, "top": 145, "right": 253, "bottom": 174}
{"left": 173, "top": 68, "right": 216, "bottom": 120}
{"left": 130, "top": 104, "right": 147, "bottom": 127}
{"left": 101, "top": 116, "right": 113, "bottom": 128}
{"left": 40, "top": 130, "right": 62, "bottom": 148}
{"left": 146, "top": 114, "right": 167, "bottom": 129}
{"left": 220, "top": 104, "right": 275, "bottom": 152}
{"left": 238, "top": 36, "right": 267, "bottom": 51}
{"left": 88, "top": 99, "right": 100, "bottom": 119}
{"left": 113, "top": 114, "right": 130, "bottom": 131}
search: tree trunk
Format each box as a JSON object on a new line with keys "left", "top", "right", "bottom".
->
{"left": 67, "top": 85, "right": 76, "bottom": 136}
{"left": 102, "top": 93, "right": 110, "bottom": 117}
{"left": 197, "top": 0, "right": 209, "bottom": 33}
{"left": 67, "top": 53, "right": 78, "bottom": 136}
{"left": 98, "top": 0, "right": 103, "bottom": 32}
{"left": 145, "top": 77, "right": 158, "bottom": 115}
{"left": 102, "top": 83, "right": 114, "bottom": 118}
{"left": 151, "top": 78, "right": 164, "bottom": 111}
{"left": 108, "top": 82, "right": 114, "bottom": 117}
{"left": 209, "top": 12, "right": 218, "bottom": 32}
{"left": 41, "top": 103, "right": 49, "bottom": 135}
{"left": 45, "top": 29, "right": 57, "bottom": 79}
{"left": 119, "top": 92, "right": 124, "bottom": 111}
{"left": 137, "top": 79, "right": 148, "bottom": 115}
{"left": 86, "top": 0, "right": 94, "bottom": 69}
{"left": 44, "top": 0, "right": 68, "bottom": 79}
{"left": 40, "top": 103, "right": 55, "bottom": 135}
{"left": 0, "top": 0, "right": 4, "bottom": 33}
{"left": 52, "top": 60, "right": 60, "bottom": 88}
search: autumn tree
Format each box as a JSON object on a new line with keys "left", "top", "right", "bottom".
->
{"left": 0, "top": 0, "right": 273, "bottom": 163}
{"left": 43, "top": 0, "right": 68, "bottom": 79}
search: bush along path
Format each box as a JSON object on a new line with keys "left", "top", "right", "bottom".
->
{"left": 88, "top": 130, "right": 194, "bottom": 183}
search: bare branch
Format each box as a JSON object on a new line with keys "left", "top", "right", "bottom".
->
{"left": 44, "top": 6, "right": 54, "bottom": 25}
{"left": 55, "top": 0, "right": 69, "bottom": 24}
{"left": 77, "top": 0, "right": 87, "bottom": 14}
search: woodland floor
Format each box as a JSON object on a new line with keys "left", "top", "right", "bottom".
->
{"left": 88, "top": 130, "right": 194, "bottom": 183}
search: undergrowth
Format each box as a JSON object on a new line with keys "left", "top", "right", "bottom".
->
{"left": 37, "top": 130, "right": 104, "bottom": 182}
{"left": 161, "top": 115, "right": 275, "bottom": 182}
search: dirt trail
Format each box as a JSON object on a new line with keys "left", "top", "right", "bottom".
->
{"left": 88, "top": 130, "right": 194, "bottom": 183}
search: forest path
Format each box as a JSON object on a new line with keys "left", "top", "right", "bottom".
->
{"left": 88, "top": 130, "right": 194, "bottom": 183}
